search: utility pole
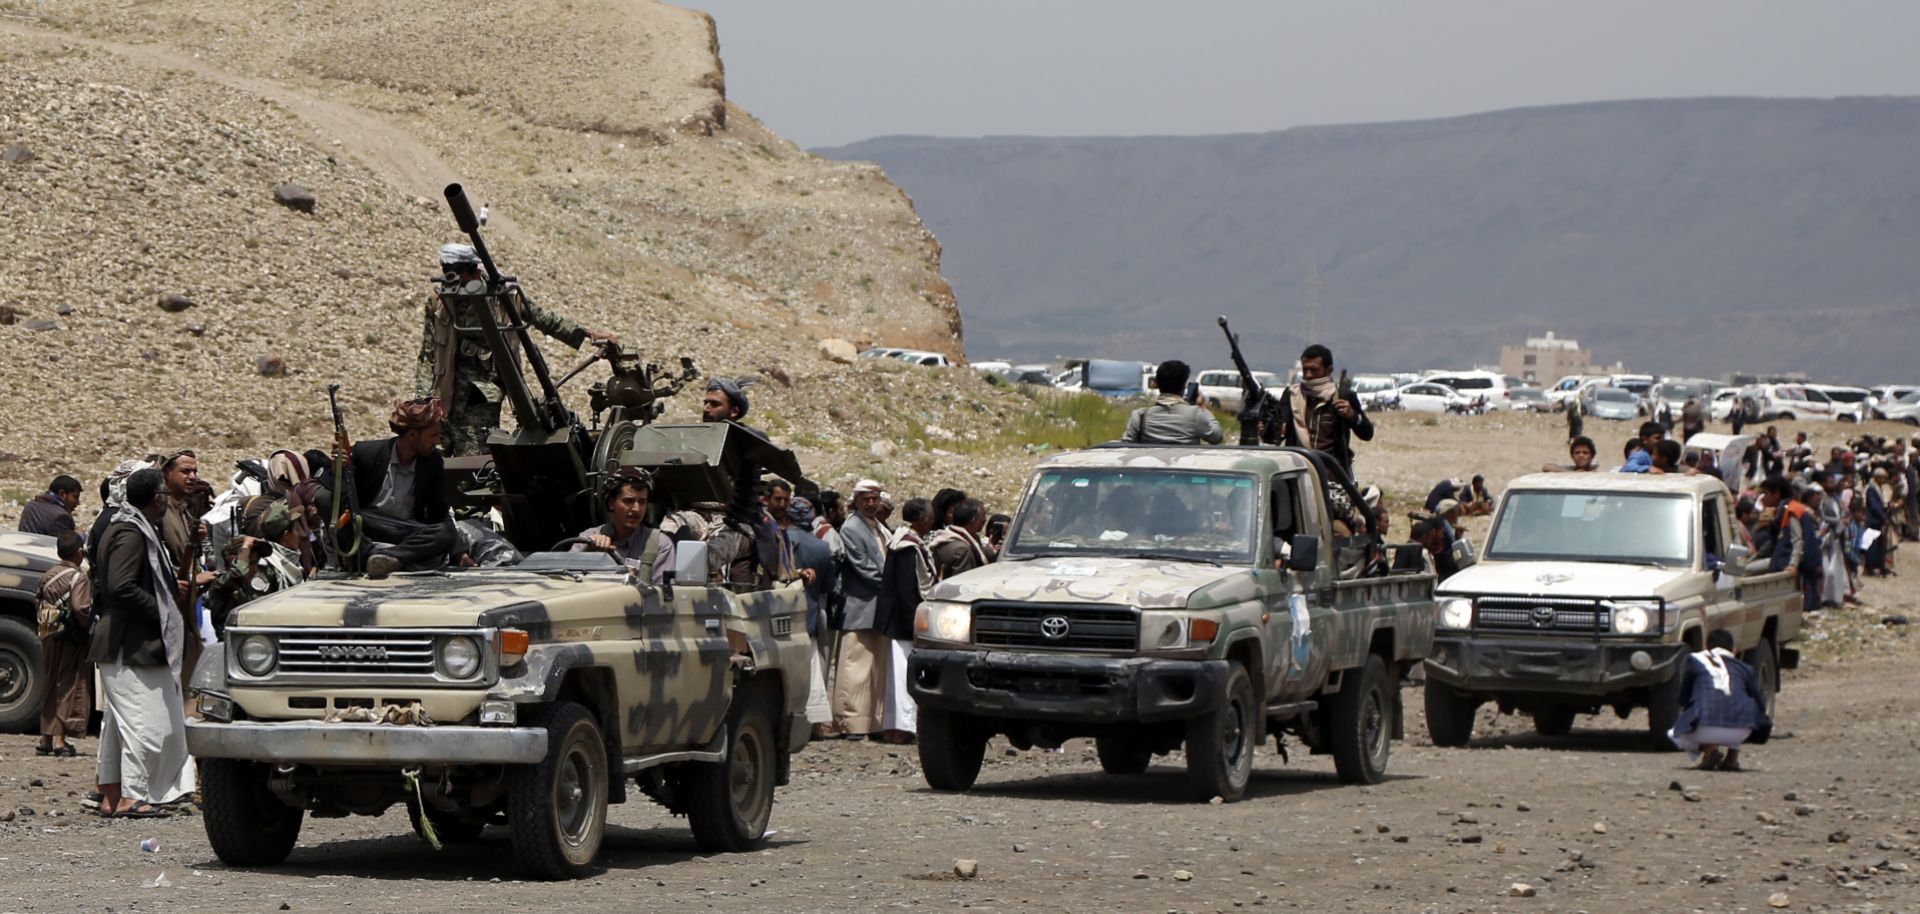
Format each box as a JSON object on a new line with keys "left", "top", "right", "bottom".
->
{"left": 1303, "top": 265, "right": 1322, "bottom": 344}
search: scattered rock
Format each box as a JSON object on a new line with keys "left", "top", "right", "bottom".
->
{"left": 869, "top": 440, "right": 896, "bottom": 458}
{"left": 1375, "top": 824, "right": 1391, "bottom": 833}
{"left": 23, "top": 319, "right": 56, "bottom": 331}
{"left": 1391, "top": 835, "right": 1409, "bottom": 844}
{"left": 1173, "top": 869, "right": 1194, "bottom": 882}
{"left": 157, "top": 292, "right": 196, "bottom": 313}
{"left": 760, "top": 365, "right": 792, "bottom": 388}
{"left": 1668, "top": 780, "right": 1687, "bottom": 792}
{"left": 1515, "top": 802, "right": 1532, "bottom": 812}
{"left": 273, "top": 183, "right": 317, "bottom": 213}
{"left": 818, "top": 338, "right": 857, "bottom": 364}
{"left": 2, "top": 144, "right": 33, "bottom": 164}
{"left": 0, "top": 810, "right": 13, "bottom": 823}
{"left": 1767, "top": 892, "right": 1791, "bottom": 908}
{"left": 1699, "top": 872, "right": 1726, "bottom": 884}
{"left": 16, "top": 806, "right": 33, "bottom": 817}
{"left": 1681, "top": 790, "right": 1703, "bottom": 803}
{"left": 952, "top": 859, "right": 977, "bottom": 879}
{"left": 1508, "top": 882, "right": 1537, "bottom": 897}
{"left": 256, "top": 355, "right": 289, "bottom": 377}
{"left": 1757, "top": 812, "right": 1780, "bottom": 825}
{"left": 1881, "top": 615, "right": 1908, "bottom": 626}
{"left": 55, "top": 304, "right": 73, "bottom": 316}
{"left": 331, "top": 267, "right": 354, "bottom": 280}
{"left": 1829, "top": 830, "right": 1851, "bottom": 844}
{"left": 186, "top": 324, "right": 207, "bottom": 337}
{"left": 0, "top": 304, "right": 17, "bottom": 325}
{"left": 1011, "top": 843, "right": 1026, "bottom": 853}
{"left": 1458, "top": 833, "right": 1484, "bottom": 844}
{"left": 1592, "top": 822, "right": 1608, "bottom": 835}
{"left": 1794, "top": 804, "right": 1818, "bottom": 816}
{"left": 1456, "top": 813, "right": 1479, "bottom": 825}
{"left": 1208, "top": 796, "right": 1224, "bottom": 806}
{"left": 28, "top": 779, "right": 42, "bottom": 788}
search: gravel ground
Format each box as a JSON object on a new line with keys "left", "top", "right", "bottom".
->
{"left": 1, "top": 572, "right": 1915, "bottom": 913}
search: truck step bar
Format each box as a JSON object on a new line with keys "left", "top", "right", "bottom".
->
{"left": 1265, "top": 700, "right": 1318, "bottom": 719}
{"left": 622, "top": 725, "right": 727, "bottom": 775}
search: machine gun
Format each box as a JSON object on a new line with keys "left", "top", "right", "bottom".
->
{"left": 1217, "top": 316, "right": 1279, "bottom": 446}
{"left": 442, "top": 183, "right": 571, "bottom": 435}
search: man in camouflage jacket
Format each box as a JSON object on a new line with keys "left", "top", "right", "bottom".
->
{"left": 416, "top": 243, "right": 618, "bottom": 457}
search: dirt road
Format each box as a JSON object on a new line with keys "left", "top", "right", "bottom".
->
{"left": 3, "top": 585, "right": 1915, "bottom": 913}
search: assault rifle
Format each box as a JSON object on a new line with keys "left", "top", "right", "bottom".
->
{"left": 325, "top": 383, "right": 364, "bottom": 571}
{"left": 1217, "top": 316, "right": 1278, "bottom": 446}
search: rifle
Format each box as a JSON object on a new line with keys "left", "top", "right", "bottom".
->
{"left": 326, "top": 383, "right": 365, "bottom": 570}
{"left": 1217, "top": 316, "right": 1276, "bottom": 446}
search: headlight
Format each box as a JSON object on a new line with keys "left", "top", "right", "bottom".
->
{"left": 915, "top": 602, "right": 972, "bottom": 643}
{"left": 1611, "top": 602, "right": 1655, "bottom": 635}
{"left": 439, "top": 636, "right": 483, "bottom": 679}
{"left": 1438, "top": 597, "right": 1474, "bottom": 630}
{"left": 237, "top": 635, "right": 277, "bottom": 676}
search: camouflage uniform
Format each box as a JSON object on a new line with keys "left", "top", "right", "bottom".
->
{"left": 416, "top": 278, "right": 591, "bottom": 457}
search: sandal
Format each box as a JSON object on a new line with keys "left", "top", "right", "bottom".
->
{"left": 52, "top": 745, "right": 77, "bottom": 758}
{"left": 34, "top": 745, "right": 52, "bottom": 757}
{"left": 102, "top": 802, "right": 171, "bottom": 819}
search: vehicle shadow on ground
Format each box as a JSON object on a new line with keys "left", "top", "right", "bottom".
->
{"left": 954, "top": 767, "right": 1418, "bottom": 805}
{"left": 188, "top": 822, "right": 802, "bottom": 882}
{"left": 1460, "top": 727, "right": 1669, "bottom": 754}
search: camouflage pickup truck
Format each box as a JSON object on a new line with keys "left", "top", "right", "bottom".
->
{"left": 187, "top": 553, "right": 810, "bottom": 879}
{"left": 0, "top": 532, "right": 61, "bottom": 733}
{"left": 909, "top": 445, "right": 1436, "bottom": 801}
{"left": 1423, "top": 473, "right": 1802, "bottom": 748}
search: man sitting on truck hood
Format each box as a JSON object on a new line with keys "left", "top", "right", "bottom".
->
{"left": 346, "top": 397, "right": 467, "bottom": 578}
{"left": 1121, "top": 360, "right": 1223, "bottom": 446}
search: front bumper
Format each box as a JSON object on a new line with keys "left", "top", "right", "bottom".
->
{"left": 187, "top": 720, "right": 548, "bottom": 766}
{"left": 1423, "top": 635, "right": 1687, "bottom": 697}
{"left": 908, "top": 648, "right": 1226, "bottom": 724}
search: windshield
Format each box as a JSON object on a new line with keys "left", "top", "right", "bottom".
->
{"left": 1005, "top": 468, "right": 1259, "bottom": 564}
{"left": 1901, "top": 391, "right": 1920, "bottom": 405}
{"left": 1663, "top": 383, "right": 1706, "bottom": 399}
{"left": 1510, "top": 389, "right": 1545, "bottom": 401}
{"left": 1823, "top": 389, "right": 1867, "bottom": 403}
{"left": 1595, "top": 388, "right": 1632, "bottom": 402}
{"left": 1487, "top": 491, "right": 1694, "bottom": 565}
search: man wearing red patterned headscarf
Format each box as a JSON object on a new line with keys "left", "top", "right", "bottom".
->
{"left": 331, "top": 396, "right": 466, "bottom": 577}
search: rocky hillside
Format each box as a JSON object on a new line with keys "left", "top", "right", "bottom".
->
{"left": 821, "top": 98, "right": 1920, "bottom": 380}
{"left": 0, "top": 2, "right": 1017, "bottom": 522}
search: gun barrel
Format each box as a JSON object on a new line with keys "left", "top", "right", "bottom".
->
{"left": 445, "top": 183, "right": 480, "bottom": 233}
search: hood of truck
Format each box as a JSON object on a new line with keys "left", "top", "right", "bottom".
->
{"left": 1437, "top": 560, "right": 1698, "bottom": 601}
{"left": 229, "top": 570, "right": 649, "bottom": 630}
{"left": 928, "top": 556, "right": 1263, "bottom": 609}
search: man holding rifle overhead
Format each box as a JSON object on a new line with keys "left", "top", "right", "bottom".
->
{"left": 417, "top": 242, "right": 621, "bottom": 457}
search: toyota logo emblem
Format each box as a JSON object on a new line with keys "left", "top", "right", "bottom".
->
{"left": 1528, "top": 607, "right": 1556, "bottom": 627}
{"left": 1039, "top": 616, "right": 1071, "bottom": 640}
{"left": 319, "top": 645, "right": 390, "bottom": 662}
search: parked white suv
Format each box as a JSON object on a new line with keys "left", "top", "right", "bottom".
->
{"left": 1748, "top": 384, "right": 1839, "bottom": 422}
{"left": 1193, "top": 368, "right": 1279, "bottom": 413}
{"left": 1425, "top": 370, "right": 1514, "bottom": 411}
{"left": 1648, "top": 378, "right": 1714, "bottom": 422}
{"left": 1809, "top": 385, "right": 1872, "bottom": 423}
{"left": 1870, "top": 385, "right": 1920, "bottom": 419}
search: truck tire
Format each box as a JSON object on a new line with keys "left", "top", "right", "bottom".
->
{"left": 201, "top": 758, "right": 304, "bottom": 867}
{"left": 1423, "top": 680, "right": 1478, "bottom": 747}
{"left": 684, "top": 689, "right": 777, "bottom": 853}
{"left": 1094, "top": 736, "right": 1152, "bottom": 775}
{"left": 1184, "top": 663, "right": 1256, "bottom": 802}
{"left": 1532, "top": 707, "right": 1576, "bottom": 737}
{"left": 1330, "top": 656, "right": 1392, "bottom": 784}
{"left": 1744, "top": 637, "right": 1779, "bottom": 723}
{"left": 1645, "top": 668, "right": 1684, "bottom": 751}
{"left": 0, "top": 616, "right": 47, "bottom": 733}
{"left": 918, "top": 708, "right": 989, "bottom": 792}
{"left": 508, "top": 702, "right": 608, "bottom": 879}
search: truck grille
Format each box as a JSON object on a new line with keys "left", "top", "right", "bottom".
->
{"left": 971, "top": 603, "right": 1138, "bottom": 652}
{"left": 277, "top": 631, "right": 438, "bottom": 676}
{"left": 1473, "top": 597, "right": 1610, "bottom": 634}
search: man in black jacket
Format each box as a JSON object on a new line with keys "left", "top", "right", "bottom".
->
{"left": 18, "top": 474, "right": 81, "bottom": 539}
{"left": 1273, "top": 344, "right": 1374, "bottom": 476}
{"left": 341, "top": 397, "right": 463, "bottom": 577}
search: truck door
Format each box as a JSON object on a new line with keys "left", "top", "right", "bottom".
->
{"left": 1700, "top": 493, "right": 1744, "bottom": 639}
{"left": 1264, "top": 472, "right": 1319, "bottom": 699}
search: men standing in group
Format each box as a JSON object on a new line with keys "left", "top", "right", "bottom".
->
{"left": 574, "top": 468, "right": 675, "bottom": 584}
{"left": 337, "top": 398, "right": 465, "bottom": 577}
{"left": 930, "top": 498, "right": 991, "bottom": 581}
{"left": 19, "top": 475, "right": 82, "bottom": 539}
{"left": 88, "top": 468, "right": 195, "bottom": 818}
{"left": 832, "top": 480, "right": 890, "bottom": 739}
{"left": 1121, "top": 360, "right": 1223, "bottom": 445}
{"left": 157, "top": 451, "right": 213, "bottom": 694}
{"left": 417, "top": 243, "right": 620, "bottom": 458}
{"left": 1273, "top": 344, "right": 1374, "bottom": 477}
{"left": 35, "top": 531, "right": 91, "bottom": 758}
{"left": 780, "top": 495, "right": 839, "bottom": 739}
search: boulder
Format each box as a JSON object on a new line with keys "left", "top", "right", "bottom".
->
{"left": 255, "top": 355, "right": 288, "bottom": 377}
{"left": 157, "top": 293, "right": 196, "bottom": 313}
{"left": 818, "top": 338, "right": 857, "bottom": 364}
{"left": 273, "top": 183, "right": 317, "bottom": 213}
{"left": 1, "top": 144, "right": 33, "bottom": 164}
{"left": 0, "top": 304, "right": 17, "bottom": 325}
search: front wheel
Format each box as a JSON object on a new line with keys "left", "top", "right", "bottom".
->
{"left": 508, "top": 702, "right": 609, "bottom": 879}
{"left": 918, "top": 708, "right": 989, "bottom": 791}
{"left": 1423, "top": 680, "right": 1477, "bottom": 747}
{"left": 1330, "top": 656, "right": 1393, "bottom": 784}
{"left": 1744, "top": 637, "right": 1779, "bottom": 724}
{"left": 1184, "top": 663, "right": 1256, "bottom": 802}
{"left": 0, "top": 617, "right": 47, "bottom": 733}
{"left": 201, "top": 759, "right": 304, "bottom": 866}
{"left": 684, "top": 689, "right": 777, "bottom": 853}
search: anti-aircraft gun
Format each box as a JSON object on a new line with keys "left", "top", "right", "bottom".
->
{"left": 435, "top": 183, "right": 807, "bottom": 557}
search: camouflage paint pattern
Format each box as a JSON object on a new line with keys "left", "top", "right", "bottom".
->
{"left": 0, "top": 532, "right": 60, "bottom": 607}
{"left": 222, "top": 568, "right": 808, "bottom": 757}
{"left": 917, "top": 446, "right": 1436, "bottom": 709}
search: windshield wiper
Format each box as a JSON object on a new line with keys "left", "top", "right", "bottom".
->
{"left": 1132, "top": 552, "right": 1222, "bottom": 567}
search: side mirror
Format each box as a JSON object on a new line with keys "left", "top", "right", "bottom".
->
{"left": 674, "top": 541, "right": 710, "bottom": 585}
{"left": 1450, "top": 537, "right": 1478, "bottom": 570}
{"left": 1287, "top": 535, "right": 1320, "bottom": 573}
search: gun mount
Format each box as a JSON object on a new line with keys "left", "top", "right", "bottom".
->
{"left": 435, "top": 182, "right": 806, "bottom": 555}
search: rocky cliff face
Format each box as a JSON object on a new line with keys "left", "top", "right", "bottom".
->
{"left": 0, "top": 1, "right": 979, "bottom": 519}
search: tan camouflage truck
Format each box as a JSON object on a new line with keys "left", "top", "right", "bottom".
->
{"left": 908, "top": 445, "right": 1436, "bottom": 802}
{"left": 0, "top": 532, "right": 61, "bottom": 732}
{"left": 186, "top": 552, "right": 810, "bottom": 879}
{"left": 1422, "top": 473, "right": 1802, "bottom": 748}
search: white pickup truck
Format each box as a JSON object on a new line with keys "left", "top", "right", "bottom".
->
{"left": 1422, "top": 474, "right": 1802, "bottom": 748}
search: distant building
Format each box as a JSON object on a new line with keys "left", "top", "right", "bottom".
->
{"left": 1499, "top": 331, "right": 1600, "bottom": 385}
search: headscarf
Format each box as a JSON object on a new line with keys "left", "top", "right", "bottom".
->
{"left": 389, "top": 396, "right": 447, "bottom": 434}
{"left": 103, "top": 459, "right": 153, "bottom": 510}
{"left": 786, "top": 497, "right": 816, "bottom": 526}
{"left": 852, "top": 479, "right": 883, "bottom": 495}
{"left": 113, "top": 497, "right": 184, "bottom": 672}
{"left": 707, "top": 378, "right": 749, "bottom": 419}
{"left": 438, "top": 243, "right": 480, "bottom": 269}
{"left": 267, "top": 449, "right": 309, "bottom": 496}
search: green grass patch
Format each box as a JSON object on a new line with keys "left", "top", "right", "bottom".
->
{"left": 902, "top": 388, "right": 1139, "bottom": 455}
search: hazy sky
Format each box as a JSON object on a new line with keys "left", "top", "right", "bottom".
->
{"left": 689, "top": 1, "right": 1920, "bottom": 148}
